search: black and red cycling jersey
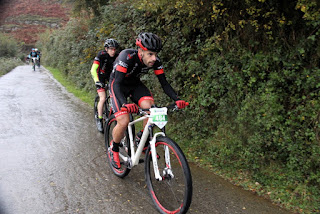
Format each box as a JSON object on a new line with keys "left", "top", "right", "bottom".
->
{"left": 91, "top": 50, "right": 118, "bottom": 83}
{"left": 109, "top": 49, "right": 179, "bottom": 107}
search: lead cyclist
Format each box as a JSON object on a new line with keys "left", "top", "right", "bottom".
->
{"left": 108, "top": 32, "right": 188, "bottom": 169}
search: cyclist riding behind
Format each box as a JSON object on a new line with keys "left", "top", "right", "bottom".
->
{"left": 35, "top": 48, "right": 41, "bottom": 66}
{"left": 109, "top": 32, "right": 188, "bottom": 169}
{"left": 91, "top": 38, "right": 120, "bottom": 132}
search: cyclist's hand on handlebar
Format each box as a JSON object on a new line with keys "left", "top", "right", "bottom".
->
{"left": 95, "top": 81, "right": 105, "bottom": 88}
{"left": 175, "top": 100, "right": 189, "bottom": 109}
{"left": 121, "top": 103, "right": 139, "bottom": 113}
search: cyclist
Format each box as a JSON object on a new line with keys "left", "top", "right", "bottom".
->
{"left": 28, "top": 48, "right": 38, "bottom": 58}
{"left": 109, "top": 32, "right": 188, "bottom": 169}
{"left": 25, "top": 55, "right": 30, "bottom": 64}
{"left": 28, "top": 48, "right": 39, "bottom": 65}
{"left": 91, "top": 38, "right": 120, "bottom": 132}
{"left": 35, "top": 48, "right": 41, "bottom": 65}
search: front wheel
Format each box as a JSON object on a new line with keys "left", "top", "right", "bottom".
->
{"left": 145, "top": 136, "right": 192, "bottom": 214}
{"left": 104, "top": 114, "right": 131, "bottom": 178}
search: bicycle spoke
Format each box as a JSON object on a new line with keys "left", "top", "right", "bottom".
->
{"left": 145, "top": 137, "right": 192, "bottom": 214}
{"left": 104, "top": 115, "right": 131, "bottom": 178}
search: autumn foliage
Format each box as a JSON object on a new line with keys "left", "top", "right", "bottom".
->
{"left": 0, "top": 0, "right": 70, "bottom": 45}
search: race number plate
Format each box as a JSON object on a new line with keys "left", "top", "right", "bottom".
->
{"left": 150, "top": 107, "right": 168, "bottom": 129}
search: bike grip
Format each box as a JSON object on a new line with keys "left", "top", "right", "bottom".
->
{"left": 186, "top": 102, "right": 189, "bottom": 106}
{"left": 120, "top": 107, "right": 127, "bottom": 112}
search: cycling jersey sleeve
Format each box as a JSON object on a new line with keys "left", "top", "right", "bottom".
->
{"left": 156, "top": 73, "right": 179, "bottom": 101}
{"left": 90, "top": 61, "right": 100, "bottom": 82}
{"left": 112, "top": 66, "right": 127, "bottom": 106}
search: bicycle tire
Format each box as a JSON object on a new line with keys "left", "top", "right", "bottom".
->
{"left": 145, "top": 136, "right": 192, "bottom": 214}
{"left": 104, "top": 114, "right": 131, "bottom": 178}
{"left": 105, "top": 96, "right": 112, "bottom": 119}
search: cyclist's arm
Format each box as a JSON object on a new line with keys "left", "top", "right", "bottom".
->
{"left": 155, "top": 71, "right": 179, "bottom": 101}
{"left": 112, "top": 66, "right": 127, "bottom": 106}
{"left": 90, "top": 61, "right": 100, "bottom": 83}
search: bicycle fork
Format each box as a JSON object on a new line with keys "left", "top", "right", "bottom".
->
{"left": 124, "top": 117, "right": 173, "bottom": 181}
{"left": 150, "top": 132, "right": 174, "bottom": 181}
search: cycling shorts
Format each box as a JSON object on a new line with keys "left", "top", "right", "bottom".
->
{"left": 109, "top": 82, "right": 154, "bottom": 117}
{"left": 96, "top": 73, "right": 108, "bottom": 92}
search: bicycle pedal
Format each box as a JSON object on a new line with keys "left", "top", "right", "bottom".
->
{"left": 122, "top": 161, "right": 133, "bottom": 169}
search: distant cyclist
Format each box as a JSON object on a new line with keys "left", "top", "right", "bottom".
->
{"left": 91, "top": 38, "right": 120, "bottom": 132}
{"left": 35, "top": 48, "right": 41, "bottom": 65}
{"left": 108, "top": 32, "right": 188, "bottom": 169}
{"left": 28, "top": 48, "right": 39, "bottom": 59}
{"left": 28, "top": 48, "right": 40, "bottom": 65}
{"left": 25, "top": 55, "right": 30, "bottom": 64}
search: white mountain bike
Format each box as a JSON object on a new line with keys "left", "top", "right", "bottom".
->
{"left": 31, "top": 57, "right": 39, "bottom": 71}
{"left": 104, "top": 104, "right": 193, "bottom": 214}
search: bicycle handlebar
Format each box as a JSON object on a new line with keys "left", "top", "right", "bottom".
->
{"left": 139, "top": 102, "right": 189, "bottom": 115}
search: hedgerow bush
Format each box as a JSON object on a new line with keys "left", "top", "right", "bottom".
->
{"left": 0, "top": 57, "right": 24, "bottom": 76}
{"left": 0, "top": 32, "right": 23, "bottom": 76}
{"left": 0, "top": 32, "right": 20, "bottom": 58}
{"left": 37, "top": 0, "right": 319, "bottom": 212}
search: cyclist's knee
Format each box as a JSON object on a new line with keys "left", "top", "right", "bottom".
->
{"left": 139, "top": 99, "right": 154, "bottom": 109}
{"left": 98, "top": 91, "right": 106, "bottom": 100}
{"left": 116, "top": 114, "right": 130, "bottom": 127}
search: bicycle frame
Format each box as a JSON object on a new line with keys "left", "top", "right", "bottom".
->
{"left": 107, "top": 104, "right": 192, "bottom": 214}
{"left": 120, "top": 111, "right": 167, "bottom": 181}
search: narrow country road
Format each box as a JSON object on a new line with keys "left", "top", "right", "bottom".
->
{"left": 0, "top": 65, "right": 293, "bottom": 214}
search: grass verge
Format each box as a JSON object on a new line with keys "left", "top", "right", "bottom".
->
{"left": 45, "top": 66, "right": 95, "bottom": 106}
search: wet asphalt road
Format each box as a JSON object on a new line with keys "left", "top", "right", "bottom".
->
{"left": 0, "top": 65, "right": 293, "bottom": 214}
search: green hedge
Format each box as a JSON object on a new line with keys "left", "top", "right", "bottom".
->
{"left": 0, "top": 32, "right": 23, "bottom": 76}
{"left": 0, "top": 32, "right": 20, "bottom": 58}
{"left": 0, "top": 57, "right": 24, "bottom": 76}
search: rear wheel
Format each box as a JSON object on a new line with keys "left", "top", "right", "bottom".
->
{"left": 145, "top": 136, "right": 192, "bottom": 214}
{"left": 104, "top": 114, "right": 131, "bottom": 178}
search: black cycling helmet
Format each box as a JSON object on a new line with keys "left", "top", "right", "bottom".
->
{"left": 104, "top": 38, "right": 119, "bottom": 49}
{"left": 136, "top": 32, "right": 162, "bottom": 52}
